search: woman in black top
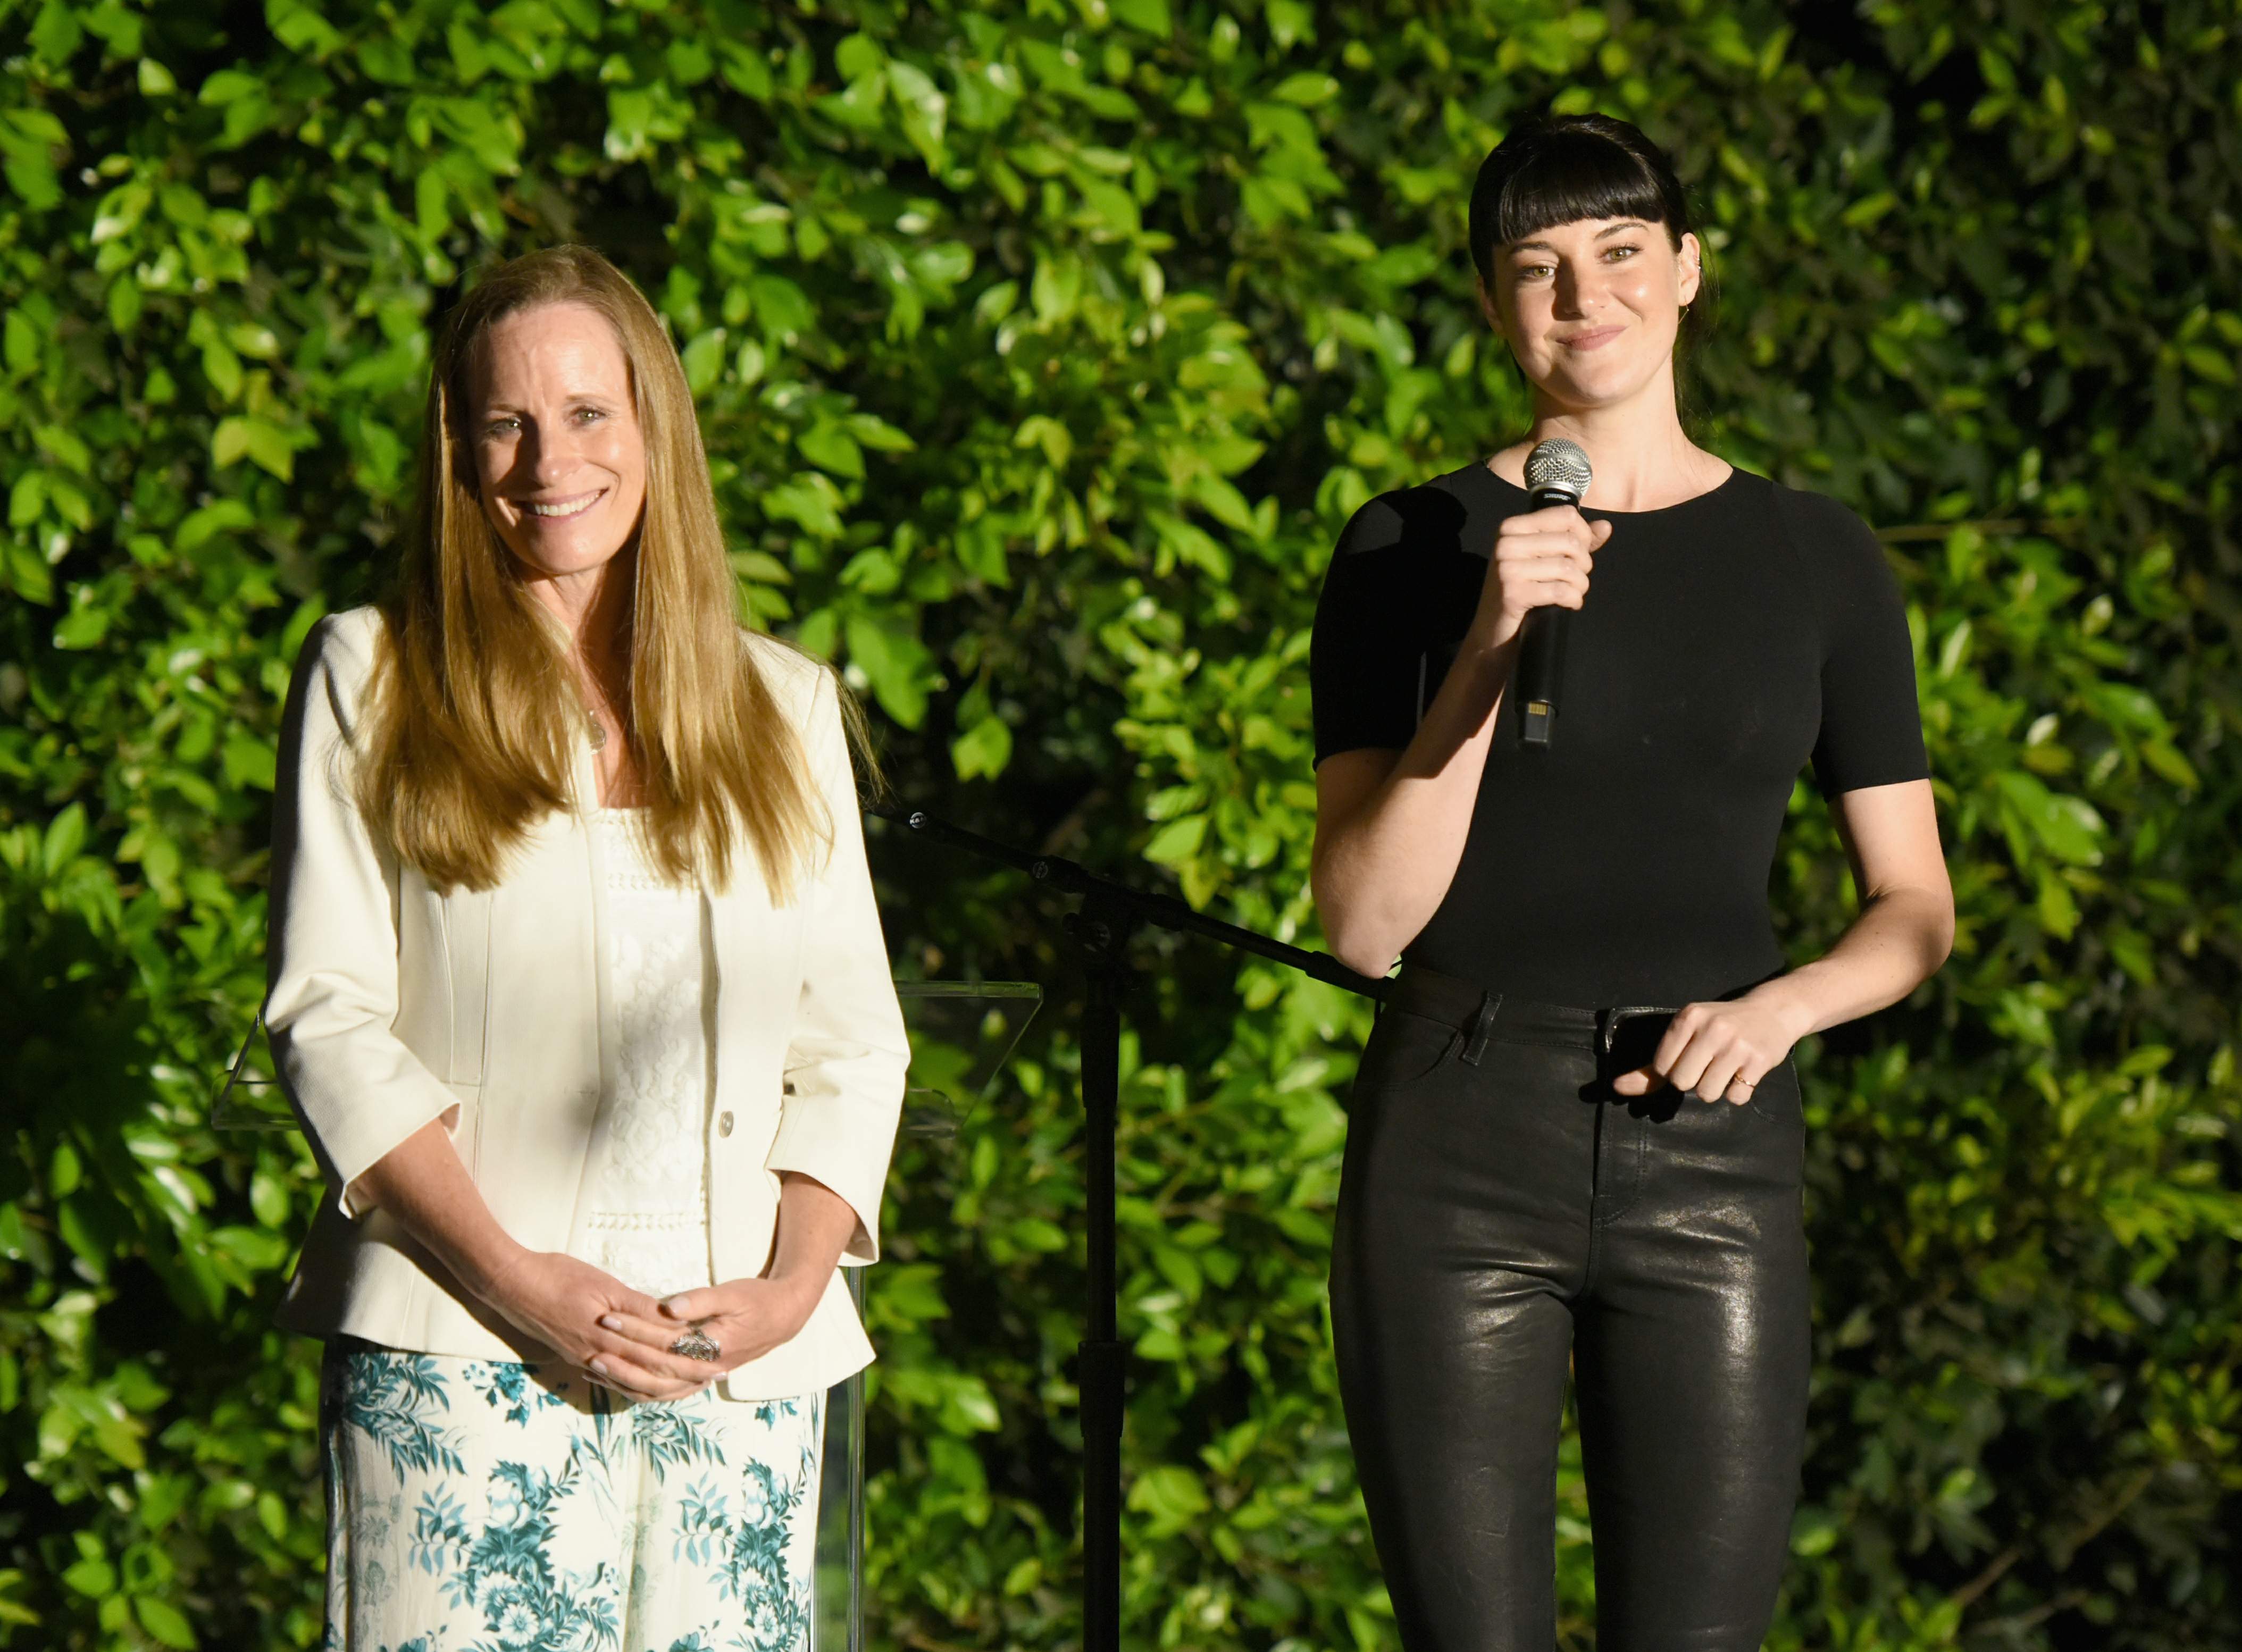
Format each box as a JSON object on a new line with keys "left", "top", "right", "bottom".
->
{"left": 1309, "top": 116, "right": 1953, "bottom": 1651}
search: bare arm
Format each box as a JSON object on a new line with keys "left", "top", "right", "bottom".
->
{"left": 351, "top": 1120, "right": 717, "bottom": 1401}
{"left": 762, "top": 1171, "right": 860, "bottom": 1301}
{"left": 346, "top": 1118, "right": 527, "bottom": 1303}
{"left": 1311, "top": 504, "right": 1610, "bottom": 976}
{"left": 1618, "top": 777, "right": 1954, "bottom": 1101}
{"left": 1750, "top": 778, "right": 1954, "bottom": 1036}
{"left": 1310, "top": 642, "right": 1513, "bottom": 976}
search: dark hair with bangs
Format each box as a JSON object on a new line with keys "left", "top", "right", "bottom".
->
{"left": 1467, "top": 113, "right": 1710, "bottom": 358}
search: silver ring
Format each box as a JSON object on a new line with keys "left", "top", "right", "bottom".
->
{"left": 668, "top": 1326, "right": 721, "bottom": 1363}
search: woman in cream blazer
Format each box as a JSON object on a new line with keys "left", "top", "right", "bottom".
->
{"left": 272, "top": 245, "right": 906, "bottom": 1651}
{"left": 270, "top": 608, "right": 904, "bottom": 1400}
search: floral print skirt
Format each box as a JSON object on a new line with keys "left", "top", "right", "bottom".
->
{"left": 321, "top": 1338, "right": 822, "bottom": 1652}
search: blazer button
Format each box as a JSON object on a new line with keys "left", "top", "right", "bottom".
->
{"left": 717, "top": 1111, "right": 734, "bottom": 1137}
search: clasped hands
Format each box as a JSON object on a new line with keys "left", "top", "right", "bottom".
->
{"left": 480, "top": 1248, "right": 824, "bottom": 1402}
{"left": 1608, "top": 989, "right": 1812, "bottom": 1106}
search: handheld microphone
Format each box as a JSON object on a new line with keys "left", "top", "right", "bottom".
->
{"left": 1516, "top": 438, "right": 1593, "bottom": 749}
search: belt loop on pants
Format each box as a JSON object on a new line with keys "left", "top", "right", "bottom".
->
{"left": 1460, "top": 989, "right": 1504, "bottom": 1066}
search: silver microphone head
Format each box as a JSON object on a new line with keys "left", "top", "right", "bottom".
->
{"left": 1524, "top": 438, "right": 1592, "bottom": 503}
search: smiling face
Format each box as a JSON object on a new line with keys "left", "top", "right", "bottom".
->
{"left": 1480, "top": 215, "right": 1702, "bottom": 414}
{"left": 465, "top": 301, "right": 648, "bottom": 594}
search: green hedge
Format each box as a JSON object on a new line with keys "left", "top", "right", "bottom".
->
{"left": 3, "top": 0, "right": 2239, "bottom": 1647}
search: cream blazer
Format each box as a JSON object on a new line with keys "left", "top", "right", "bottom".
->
{"left": 267, "top": 606, "right": 907, "bottom": 1401}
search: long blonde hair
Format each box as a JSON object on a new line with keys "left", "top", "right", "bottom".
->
{"left": 357, "top": 244, "right": 840, "bottom": 902}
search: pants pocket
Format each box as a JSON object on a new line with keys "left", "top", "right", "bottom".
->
{"left": 1743, "top": 1059, "right": 1803, "bottom": 1125}
{"left": 1357, "top": 1007, "right": 1463, "bottom": 1094}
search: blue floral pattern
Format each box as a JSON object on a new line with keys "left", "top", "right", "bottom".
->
{"left": 322, "top": 1342, "right": 821, "bottom": 1652}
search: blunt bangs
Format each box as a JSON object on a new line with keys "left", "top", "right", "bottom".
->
{"left": 1468, "top": 116, "right": 1692, "bottom": 282}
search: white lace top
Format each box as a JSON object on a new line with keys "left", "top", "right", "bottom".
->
{"left": 568, "top": 808, "right": 715, "bottom": 1301}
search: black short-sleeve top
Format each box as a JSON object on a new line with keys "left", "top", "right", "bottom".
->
{"left": 1309, "top": 461, "right": 1928, "bottom": 1007}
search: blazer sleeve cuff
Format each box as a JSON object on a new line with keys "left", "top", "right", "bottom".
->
{"left": 332, "top": 1094, "right": 465, "bottom": 1221}
{"left": 278, "top": 1032, "right": 467, "bottom": 1221}
{"left": 764, "top": 1061, "right": 906, "bottom": 1264}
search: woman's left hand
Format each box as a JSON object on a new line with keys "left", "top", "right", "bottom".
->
{"left": 595, "top": 1273, "right": 825, "bottom": 1380}
{"left": 1611, "top": 990, "right": 1812, "bottom": 1105}
{"left": 592, "top": 1175, "right": 857, "bottom": 1385}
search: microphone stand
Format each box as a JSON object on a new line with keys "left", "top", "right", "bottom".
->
{"left": 872, "top": 803, "right": 1389, "bottom": 1652}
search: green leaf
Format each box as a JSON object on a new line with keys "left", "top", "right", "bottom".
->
{"left": 1110, "top": 0, "right": 1170, "bottom": 35}
{"left": 2141, "top": 741, "right": 2199, "bottom": 790}
{"left": 834, "top": 32, "right": 885, "bottom": 82}
{"left": 221, "top": 732, "right": 278, "bottom": 792}
{"left": 760, "top": 474, "right": 843, "bottom": 539}
{"left": 605, "top": 85, "right": 687, "bottom": 163}
{"left": 842, "top": 614, "right": 932, "bottom": 728}
{"left": 887, "top": 59, "right": 948, "bottom": 163}
{"left": 1791, "top": 1505, "right": 1839, "bottom": 1556}
{"left": 4, "top": 308, "right": 38, "bottom": 375}
{"left": 267, "top": 0, "right": 345, "bottom": 56}
{"left": 1841, "top": 191, "right": 1899, "bottom": 229}
{"left": 52, "top": 588, "right": 110, "bottom": 650}
{"left": 55, "top": 1200, "right": 112, "bottom": 1279}
{"left": 246, "top": 1171, "right": 288, "bottom": 1230}
{"left": 3, "top": 535, "right": 53, "bottom": 602}
{"left": 197, "top": 69, "right": 262, "bottom": 104}
{"left": 1994, "top": 770, "right": 2106, "bottom": 866}
{"left": 1013, "top": 414, "right": 1072, "bottom": 468}
{"left": 61, "top": 1552, "right": 114, "bottom": 1599}
{"left": 844, "top": 413, "right": 915, "bottom": 452}
{"left": 133, "top": 1595, "right": 195, "bottom": 1649}
{"left": 798, "top": 420, "right": 864, "bottom": 479}
{"left": 839, "top": 548, "right": 900, "bottom": 594}
{"left": 174, "top": 498, "right": 255, "bottom": 552}
{"left": 1270, "top": 72, "right": 1340, "bottom": 106}
{"left": 36, "top": 423, "right": 91, "bottom": 475}
{"left": 210, "top": 417, "right": 251, "bottom": 471}
{"left": 44, "top": 802, "right": 87, "bottom": 875}
{"left": 2180, "top": 344, "right": 2235, "bottom": 385}
{"left": 680, "top": 328, "right": 726, "bottom": 396}
{"left": 717, "top": 40, "right": 772, "bottom": 99}
{"left": 2, "top": 143, "right": 60, "bottom": 212}
{"left": 211, "top": 416, "right": 295, "bottom": 480}
{"left": 1143, "top": 814, "right": 1207, "bottom": 866}
{"left": 29, "top": 1, "right": 82, "bottom": 65}
{"left": 950, "top": 715, "right": 1012, "bottom": 781}
{"left": 10, "top": 471, "right": 46, "bottom": 528}
{"left": 202, "top": 339, "right": 244, "bottom": 401}
{"left": 1127, "top": 1464, "right": 1210, "bottom": 1534}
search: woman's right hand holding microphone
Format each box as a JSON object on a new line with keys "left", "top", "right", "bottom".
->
{"left": 1470, "top": 500, "right": 1611, "bottom": 653}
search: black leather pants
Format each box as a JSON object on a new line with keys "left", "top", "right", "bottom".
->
{"left": 1329, "top": 972, "right": 1811, "bottom": 1651}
